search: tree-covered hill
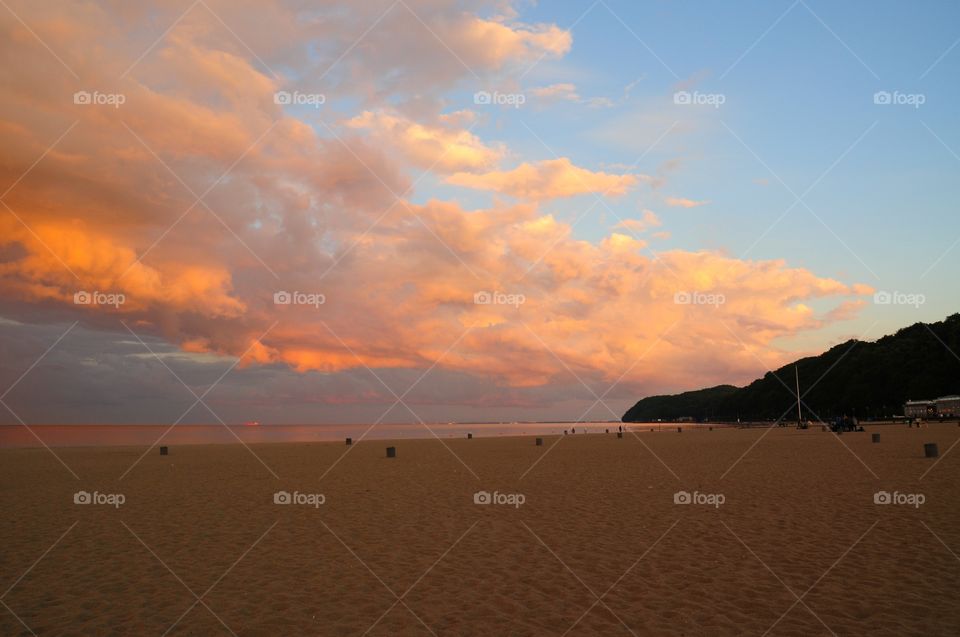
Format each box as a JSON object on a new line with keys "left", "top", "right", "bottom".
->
{"left": 622, "top": 314, "right": 960, "bottom": 422}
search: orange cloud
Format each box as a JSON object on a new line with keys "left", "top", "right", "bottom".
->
{"left": 665, "top": 196, "right": 709, "bottom": 208}
{"left": 345, "top": 109, "right": 504, "bottom": 173}
{"left": 0, "top": 0, "right": 873, "bottom": 406}
{"left": 454, "top": 16, "right": 572, "bottom": 67}
{"left": 614, "top": 209, "right": 662, "bottom": 233}
{"left": 446, "top": 158, "right": 643, "bottom": 200}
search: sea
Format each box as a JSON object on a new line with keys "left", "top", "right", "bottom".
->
{"left": 0, "top": 421, "right": 712, "bottom": 448}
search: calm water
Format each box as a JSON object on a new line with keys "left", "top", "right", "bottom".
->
{"left": 0, "top": 422, "right": 680, "bottom": 448}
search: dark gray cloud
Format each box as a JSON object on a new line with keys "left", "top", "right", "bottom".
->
{"left": 0, "top": 313, "right": 634, "bottom": 426}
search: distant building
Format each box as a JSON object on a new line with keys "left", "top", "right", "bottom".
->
{"left": 935, "top": 395, "right": 960, "bottom": 417}
{"left": 904, "top": 400, "right": 936, "bottom": 418}
{"left": 904, "top": 396, "right": 960, "bottom": 418}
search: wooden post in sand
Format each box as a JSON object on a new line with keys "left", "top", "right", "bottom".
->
{"left": 536, "top": 437, "right": 543, "bottom": 446}
{"left": 924, "top": 443, "right": 939, "bottom": 458}
{"left": 709, "top": 426, "right": 713, "bottom": 431}
{"left": 617, "top": 432, "right": 623, "bottom": 439}
{"left": 677, "top": 427, "right": 682, "bottom": 433}
{"left": 467, "top": 433, "right": 472, "bottom": 439}
{"left": 606, "top": 428, "right": 610, "bottom": 434}
{"left": 345, "top": 437, "right": 352, "bottom": 445}
{"left": 871, "top": 433, "right": 880, "bottom": 443}
{"left": 159, "top": 446, "right": 168, "bottom": 455}
{"left": 386, "top": 446, "right": 396, "bottom": 458}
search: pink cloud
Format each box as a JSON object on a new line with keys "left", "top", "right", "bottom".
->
{"left": 529, "top": 83, "right": 614, "bottom": 108}
{"left": 446, "top": 158, "right": 643, "bottom": 200}
{"left": 665, "top": 196, "right": 710, "bottom": 208}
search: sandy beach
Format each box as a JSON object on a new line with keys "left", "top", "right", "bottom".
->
{"left": 2, "top": 423, "right": 959, "bottom": 636}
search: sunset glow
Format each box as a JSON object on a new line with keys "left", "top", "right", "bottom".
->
{"left": 1, "top": 1, "right": 957, "bottom": 424}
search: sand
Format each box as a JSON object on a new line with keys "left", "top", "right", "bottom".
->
{"left": 1, "top": 423, "right": 959, "bottom": 636}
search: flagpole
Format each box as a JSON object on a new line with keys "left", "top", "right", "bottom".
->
{"left": 795, "top": 366, "right": 802, "bottom": 425}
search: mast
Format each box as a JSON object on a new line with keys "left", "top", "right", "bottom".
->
{"left": 795, "top": 365, "right": 802, "bottom": 424}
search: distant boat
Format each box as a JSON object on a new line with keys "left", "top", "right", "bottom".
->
{"left": 243, "top": 420, "right": 261, "bottom": 427}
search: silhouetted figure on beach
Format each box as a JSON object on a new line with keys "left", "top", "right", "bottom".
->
{"left": 830, "top": 415, "right": 859, "bottom": 433}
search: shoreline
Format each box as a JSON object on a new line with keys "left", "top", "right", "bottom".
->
{"left": 0, "top": 421, "right": 709, "bottom": 450}
{"left": 3, "top": 419, "right": 953, "bottom": 450}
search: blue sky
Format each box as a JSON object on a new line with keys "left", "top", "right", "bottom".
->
{"left": 463, "top": 0, "right": 960, "bottom": 346}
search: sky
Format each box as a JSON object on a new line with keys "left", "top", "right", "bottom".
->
{"left": 1, "top": 0, "right": 958, "bottom": 425}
